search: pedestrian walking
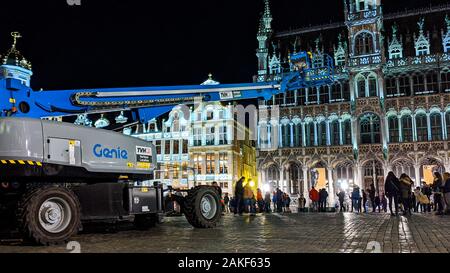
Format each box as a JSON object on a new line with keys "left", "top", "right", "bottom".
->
{"left": 351, "top": 187, "right": 361, "bottom": 213}
{"left": 264, "top": 191, "right": 272, "bottom": 213}
{"left": 337, "top": 189, "right": 346, "bottom": 212}
{"left": 381, "top": 193, "right": 388, "bottom": 212}
{"left": 385, "top": 172, "right": 400, "bottom": 216}
{"left": 276, "top": 188, "right": 283, "bottom": 213}
{"left": 399, "top": 174, "right": 413, "bottom": 216}
{"left": 298, "top": 194, "right": 306, "bottom": 213}
{"left": 422, "top": 182, "right": 432, "bottom": 213}
{"left": 374, "top": 194, "right": 381, "bottom": 213}
{"left": 362, "top": 190, "right": 368, "bottom": 213}
{"left": 256, "top": 188, "right": 264, "bottom": 213}
{"left": 369, "top": 183, "right": 376, "bottom": 212}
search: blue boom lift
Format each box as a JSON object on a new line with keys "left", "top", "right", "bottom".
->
{"left": 0, "top": 49, "right": 334, "bottom": 245}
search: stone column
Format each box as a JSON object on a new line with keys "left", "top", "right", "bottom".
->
{"left": 314, "top": 122, "right": 318, "bottom": 146}
{"left": 303, "top": 166, "right": 309, "bottom": 205}
{"left": 441, "top": 112, "right": 447, "bottom": 140}
{"left": 426, "top": 113, "right": 432, "bottom": 141}
{"left": 279, "top": 167, "right": 284, "bottom": 191}
{"left": 327, "top": 167, "right": 335, "bottom": 208}
{"left": 302, "top": 123, "right": 307, "bottom": 147}
{"left": 339, "top": 120, "right": 344, "bottom": 145}
{"left": 326, "top": 120, "right": 331, "bottom": 146}
{"left": 290, "top": 123, "right": 294, "bottom": 147}
{"left": 412, "top": 114, "right": 417, "bottom": 142}
{"left": 398, "top": 115, "right": 403, "bottom": 142}
{"left": 414, "top": 164, "right": 421, "bottom": 187}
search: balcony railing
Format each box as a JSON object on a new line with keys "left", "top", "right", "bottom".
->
{"left": 347, "top": 7, "right": 382, "bottom": 22}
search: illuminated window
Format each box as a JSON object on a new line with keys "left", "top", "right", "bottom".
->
{"left": 219, "top": 153, "right": 228, "bottom": 174}
{"left": 182, "top": 140, "right": 188, "bottom": 154}
{"left": 219, "top": 126, "right": 228, "bottom": 145}
{"left": 193, "top": 128, "right": 202, "bottom": 146}
{"left": 206, "top": 153, "right": 215, "bottom": 175}
{"left": 164, "top": 140, "right": 171, "bottom": 155}
{"left": 206, "top": 110, "right": 214, "bottom": 121}
{"left": 193, "top": 155, "right": 203, "bottom": 174}
{"left": 206, "top": 126, "right": 215, "bottom": 145}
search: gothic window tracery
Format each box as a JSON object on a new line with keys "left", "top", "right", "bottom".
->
{"left": 398, "top": 75, "right": 411, "bottom": 96}
{"left": 401, "top": 115, "right": 413, "bottom": 142}
{"left": 415, "top": 113, "right": 428, "bottom": 142}
{"left": 430, "top": 113, "right": 442, "bottom": 141}
{"left": 343, "top": 119, "right": 352, "bottom": 145}
{"left": 388, "top": 116, "right": 400, "bottom": 143}
{"left": 425, "top": 71, "right": 438, "bottom": 93}
{"left": 354, "top": 32, "right": 374, "bottom": 56}
{"left": 360, "top": 113, "right": 381, "bottom": 144}
{"left": 386, "top": 77, "right": 398, "bottom": 97}
{"left": 306, "top": 122, "right": 315, "bottom": 147}
{"left": 330, "top": 120, "right": 340, "bottom": 146}
{"left": 441, "top": 70, "right": 450, "bottom": 92}
{"left": 294, "top": 123, "right": 303, "bottom": 147}
{"left": 412, "top": 74, "right": 426, "bottom": 94}
{"left": 318, "top": 121, "right": 327, "bottom": 146}
{"left": 357, "top": 76, "right": 366, "bottom": 98}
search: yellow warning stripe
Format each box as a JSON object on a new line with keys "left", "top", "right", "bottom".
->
{"left": 0, "top": 160, "right": 43, "bottom": 166}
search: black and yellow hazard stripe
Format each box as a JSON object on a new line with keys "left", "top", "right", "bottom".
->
{"left": 0, "top": 160, "right": 43, "bottom": 166}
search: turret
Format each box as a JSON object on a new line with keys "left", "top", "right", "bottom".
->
{"left": 0, "top": 32, "right": 33, "bottom": 87}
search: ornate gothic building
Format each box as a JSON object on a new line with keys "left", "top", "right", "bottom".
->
{"left": 256, "top": 0, "right": 450, "bottom": 206}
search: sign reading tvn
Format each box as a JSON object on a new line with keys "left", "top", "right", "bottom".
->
{"left": 0, "top": 160, "right": 43, "bottom": 166}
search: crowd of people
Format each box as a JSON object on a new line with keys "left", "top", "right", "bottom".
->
{"left": 223, "top": 177, "right": 293, "bottom": 216}
{"left": 216, "top": 171, "right": 450, "bottom": 217}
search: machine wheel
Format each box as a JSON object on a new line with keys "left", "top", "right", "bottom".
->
{"left": 134, "top": 214, "right": 157, "bottom": 230}
{"left": 183, "top": 186, "right": 222, "bottom": 228}
{"left": 16, "top": 185, "right": 81, "bottom": 246}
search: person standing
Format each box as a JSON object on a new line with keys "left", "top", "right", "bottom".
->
{"left": 256, "top": 188, "right": 264, "bottom": 213}
{"left": 385, "top": 172, "right": 400, "bottom": 216}
{"left": 399, "top": 174, "right": 414, "bottom": 216}
{"left": 362, "top": 190, "right": 368, "bottom": 213}
{"left": 374, "top": 194, "right": 381, "bottom": 213}
{"left": 298, "top": 194, "right": 306, "bottom": 213}
{"left": 443, "top": 173, "right": 450, "bottom": 215}
{"left": 244, "top": 183, "right": 255, "bottom": 215}
{"left": 276, "top": 188, "right": 283, "bottom": 213}
{"left": 264, "top": 191, "right": 272, "bottom": 213}
{"left": 432, "top": 172, "right": 445, "bottom": 215}
{"left": 351, "top": 187, "right": 361, "bottom": 213}
{"left": 422, "top": 182, "right": 432, "bottom": 213}
{"left": 309, "top": 187, "right": 319, "bottom": 212}
{"left": 321, "top": 189, "right": 329, "bottom": 212}
{"left": 369, "top": 183, "right": 376, "bottom": 213}
{"left": 224, "top": 193, "right": 230, "bottom": 213}
{"left": 234, "top": 177, "right": 245, "bottom": 216}
{"left": 337, "top": 189, "right": 346, "bottom": 212}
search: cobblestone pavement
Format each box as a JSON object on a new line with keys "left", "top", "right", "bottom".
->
{"left": 1, "top": 212, "right": 450, "bottom": 253}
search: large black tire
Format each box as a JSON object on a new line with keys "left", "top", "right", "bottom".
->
{"left": 183, "top": 186, "right": 222, "bottom": 228}
{"left": 134, "top": 213, "right": 158, "bottom": 230}
{"left": 16, "top": 185, "right": 81, "bottom": 246}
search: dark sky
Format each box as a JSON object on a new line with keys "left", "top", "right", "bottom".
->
{"left": 0, "top": 0, "right": 448, "bottom": 90}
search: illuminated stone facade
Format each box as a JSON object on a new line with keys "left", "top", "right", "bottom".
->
{"left": 256, "top": 0, "right": 450, "bottom": 207}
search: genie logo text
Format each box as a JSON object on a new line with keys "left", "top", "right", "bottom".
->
{"left": 93, "top": 144, "right": 128, "bottom": 160}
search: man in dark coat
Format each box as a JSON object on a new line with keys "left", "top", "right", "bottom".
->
{"left": 234, "top": 177, "right": 245, "bottom": 216}
{"left": 337, "top": 190, "right": 346, "bottom": 212}
{"left": 385, "top": 172, "right": 400, "bottom": 216}
{"left": 369, "top": 183, "right": 376, "bottom": 212}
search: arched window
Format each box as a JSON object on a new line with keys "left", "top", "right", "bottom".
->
{"left": 430, "top": 113, "right": 442, "bottom": 141}
{"left": 330, "top": 120, "right": 340, "bottom": 146}
{"left": 357, "top": 76, "right": 366, "bottom": 98}
{"left": 294, "top": 123, "right": 303, "bottom": 147}
{"left": 388, "top": 116, "right": 399, "bottom": 143}
{"left": 306, "top": 122, "right": 315, "bottom": 147}
{"left": 343, "top": 119, "right": 352, "bottom": 145}
{"left": 402, "top": 115, "right": 413, "bottom": 142}
{"left": 282, "top": 124, "right": 291, "bottom": 147}
{"left": 267, "top": 165, "right": 280, "bottom": 185}
{"left": 416, "top": 114, "right": 428, "bottom": 142}
{"left": 318, "top": 121, "right": 327, "bottom": 146}
{"left": 368, "top": 75, "right": 377, "bottom": 97}
{"left": 342, "top": 81, "right": 351, "bottom": 101}
{"left": 360, "top": 114, "right": 381, "bottom": 144}
{"left": 308, "top": 88, "right": 317, "bottom": 104}
{"left": 355, "top": 32, "right": 374, "bottom": 55}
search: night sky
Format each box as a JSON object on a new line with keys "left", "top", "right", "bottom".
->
{"left": 0, "top": 0, "right": 448, "bottom": 91}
